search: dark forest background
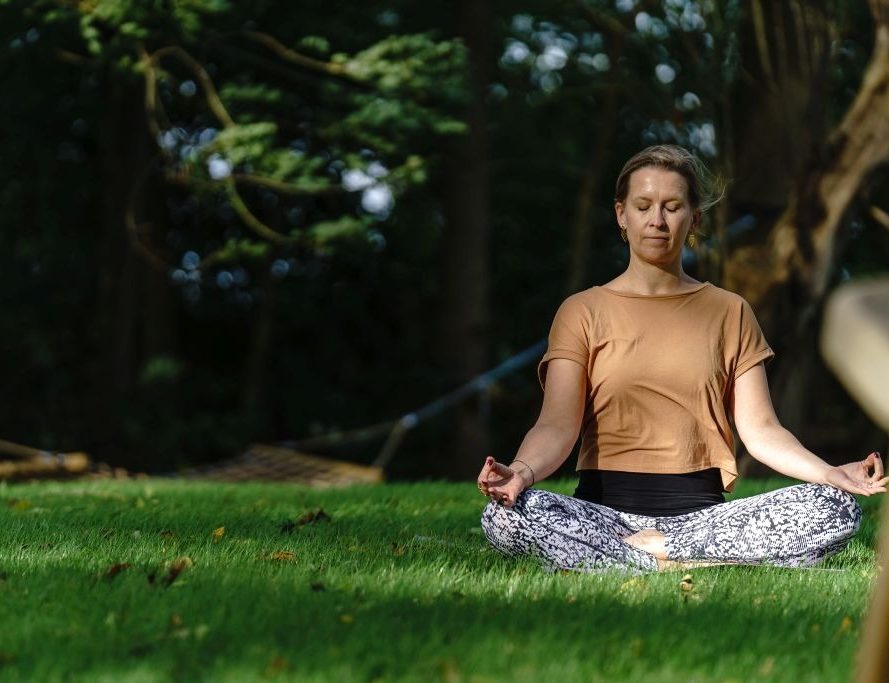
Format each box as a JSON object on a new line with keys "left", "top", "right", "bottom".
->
{"left": 1, "top": 0, "right": 888, "bottom": 480}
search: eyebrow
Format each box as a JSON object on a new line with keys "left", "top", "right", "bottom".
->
{"left": 631, "top": 196, "right": 684, "bottom": 203}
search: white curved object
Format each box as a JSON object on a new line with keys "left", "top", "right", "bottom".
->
{"left": 820, "top": 277, "right": 889, "bottom": 430}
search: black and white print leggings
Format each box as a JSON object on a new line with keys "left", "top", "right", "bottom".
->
{"left": 481, "top": 484, "right": 862, "bottom": 572}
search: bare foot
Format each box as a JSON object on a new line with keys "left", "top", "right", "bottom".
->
{"left": 624, "top": 529, "right": 727, "bottom": 571}
{"left": 624, "top": 529, "right": 667, "bottom": 559}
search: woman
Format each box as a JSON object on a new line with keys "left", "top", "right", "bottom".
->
{"left": 477, "top": 145, "right": 886, "bottom": 572}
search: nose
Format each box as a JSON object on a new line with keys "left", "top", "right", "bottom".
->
{"left": 650, "top": 205, "right": 667, "bottom": 228}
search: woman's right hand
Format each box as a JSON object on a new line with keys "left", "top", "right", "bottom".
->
{"left": 477, "top": 456, "right": 528, "bottom": 508}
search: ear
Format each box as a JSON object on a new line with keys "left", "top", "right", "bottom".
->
{"left": 614, "top": 201, "right": 626, "bottom": 227}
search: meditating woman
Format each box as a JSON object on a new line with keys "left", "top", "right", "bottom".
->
{"left": 477, "top": 144, "right": 886, "bottom": 572}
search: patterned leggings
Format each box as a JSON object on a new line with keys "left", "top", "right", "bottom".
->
{"left": 481, "top": 484, "right": 862, "bottom": 572}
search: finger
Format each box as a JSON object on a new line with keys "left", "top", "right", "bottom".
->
{"left": 844, "top": 483, "right": 875, "bottom": 496}
{"left": 862, "top": 452, "right": 878, "bottom": 479}
{"left": 477, "top": 456, "right": 495, "bottom": 485}
{"left": 854, "top": 480, "right": 889, "bottom": 495}
{"left": 491, "top": 461, "right": 515, "bottom": 477}
{"left": 873, "top": 452, "right": 884, "bottom": 480}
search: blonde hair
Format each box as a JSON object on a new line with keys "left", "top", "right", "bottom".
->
{"left": 614, "top": 145, "right": 724, "bottom": 213}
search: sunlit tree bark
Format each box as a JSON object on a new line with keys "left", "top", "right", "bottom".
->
{"left": 725, "top": 0, "right": 889, "bottom": 437}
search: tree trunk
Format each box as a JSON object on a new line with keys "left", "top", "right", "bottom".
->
{"left": 93, "top": 76, "right": 177, "bottom": 459}
{"left": 724, "top": 0, "right": 889, "bottom": 442}
{"left": 242, "top": 256, "right": 278, "bottom": 432}
{"left": 439, "top": 0, "right": 491, "bottom": 478}
{"left": 565, "top": 41, "right": 622, "bottom": 295}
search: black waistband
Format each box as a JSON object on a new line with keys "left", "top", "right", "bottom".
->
{"left": 573, "top": 468, "right": 725, "bottom": 517}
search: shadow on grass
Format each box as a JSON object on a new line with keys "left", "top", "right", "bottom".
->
{"left": 0, "top": 562, "right": 866, "bottom": 683}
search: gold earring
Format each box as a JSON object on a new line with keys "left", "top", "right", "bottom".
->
{"left": 686, "top": 233, "right": 696, "bottom": 248}
{"left": 619, "top": 226, "right": 628, "bottom": 243}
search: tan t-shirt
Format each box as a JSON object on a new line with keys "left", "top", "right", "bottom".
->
{"left": 537, "top": 282, "right": 774, "bottom": 492}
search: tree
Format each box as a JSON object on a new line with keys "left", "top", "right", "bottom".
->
{"left": 0, "top": 0, "right": 468, "bottom": 469}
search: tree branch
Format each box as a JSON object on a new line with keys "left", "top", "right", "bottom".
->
{"left": 241, "top": 30, "right": 357, "bottom": 81}
{"left": 148, "top": 45, "right": 236, "bottom": 128}
{"left": 223, "top": 178, "right": 297, "bottom": 246}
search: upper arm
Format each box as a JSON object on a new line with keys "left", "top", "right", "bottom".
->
{"left": 536, "top": 358, "right": 586, "bottom": 439}
{"left": 731, "top": 362, "right": 780, "bottom": 447}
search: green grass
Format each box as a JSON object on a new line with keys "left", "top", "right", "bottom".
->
{"left": 0, "top": 476, "right": 879, "bottom": 682}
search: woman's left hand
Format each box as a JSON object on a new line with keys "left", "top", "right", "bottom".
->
{"left": 825, "top": 451, "right": 889, "bottom": 496}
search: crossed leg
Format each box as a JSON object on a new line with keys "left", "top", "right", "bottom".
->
{"left": 481, "top": 484, "right": 862, "bottom": 572}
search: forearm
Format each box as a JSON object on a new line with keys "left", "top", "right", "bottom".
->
{"left": 743, "top": 424, "right": 833, "bottom": 484}
{"left": 508, "top": 422, "right": 577, "bottom": 486}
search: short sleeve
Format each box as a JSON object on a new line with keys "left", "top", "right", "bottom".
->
{"left": 537, "top": 296, "right": 590, "bottom": 389}
{"left": 732, "top": 299, "right": 775, "bottom": 380}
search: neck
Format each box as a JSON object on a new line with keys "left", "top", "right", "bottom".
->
{"left": 620, "top": 259, "right": 694, "bottom": 295}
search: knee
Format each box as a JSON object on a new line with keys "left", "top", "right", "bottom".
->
{"left": 804, "top": 484, "right": 862, "bottom": 538}
{"left": 479, "top": 490, "right": 541, "bottom": 554}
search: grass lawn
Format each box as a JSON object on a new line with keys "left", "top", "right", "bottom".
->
{"left": 0, "top": 476, "right": 880, "bottom": 682}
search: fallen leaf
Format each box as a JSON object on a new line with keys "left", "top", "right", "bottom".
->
{"left": 390, "top": 543, "right": 406, "bottom": 557}
{"left": 339, "top": 613, "right": 354, "bottom": 624}
{"left": 153, "top": 556, "right": 194, "bottom": 587}
{"left": 758, "top": 656, "right": 775, "bottom": 676}
{"left": 104, "top": 562, "right": 132, "bottom": 580}
{"left": 159, "top": 529, "right": 175, "bottom": 538}
{"left": 838, "top": 616, "right": 853, "bottom": 634}
{"left": 268, "top": 551, "right": 295, "bottom": 561}
{"left": 297, "top": 508, "right": 331, "bottom": 526}
{"left": 170, "top": 614, "right": 183, "bottom": 627}
{"left": 212, "top": 526, "right": 225, "bottom": 542}
{"left": 264, "top": 656, "right": 289, "bottom": 677}
{"left": 7, "top": 499, "right": 31, "bottom": 511}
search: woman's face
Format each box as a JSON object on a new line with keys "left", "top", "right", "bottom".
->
{"left": 614, "top": 167, "right": 699, "bottom": 267}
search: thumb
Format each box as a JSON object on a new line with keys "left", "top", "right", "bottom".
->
{"left": 492, "top": 461, "right": 515, "bottom": 477}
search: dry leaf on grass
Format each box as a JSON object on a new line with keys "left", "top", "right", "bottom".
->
{"left": 266, "top": 550, "right": 296, "bottom": 562}
{"left": 103, "top": 562, "right": 132, "bottom": 580}
{"left": 149, "top": 556, "right": 194, "bottom": 587}
{"left": 280, "top": 509, "right": 331, "bottom": 533}
{"left": 264, "top": 656, "right": 289, "bottom": 677}
{"left": 212, "top": 526, "right": 225, "bottom": 542}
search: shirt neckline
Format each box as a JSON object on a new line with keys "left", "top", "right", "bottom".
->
{"left": 597, "top": 282, "right": 711, "bottom": 299}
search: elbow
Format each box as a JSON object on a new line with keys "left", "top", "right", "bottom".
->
{"left": 736, "top": 419, "right": 784, "bottom": 462}
{"left": 533, "top": 419, "right": 580, "bottom": 456}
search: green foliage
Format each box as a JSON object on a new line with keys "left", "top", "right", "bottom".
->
{"left": 210, "top": 238, "right": 271, "bottom": 263}
{"left": 308, "top": 216, "right": 372, "bottom": 249}
{"left": 139, "top": 355, "right": 185, "bottom": 386}
{"left": 204, "top": 122, "right": 278, "bottom": 169}
{"left": 1, "top": 0, "right": 886, "bottom": 475}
